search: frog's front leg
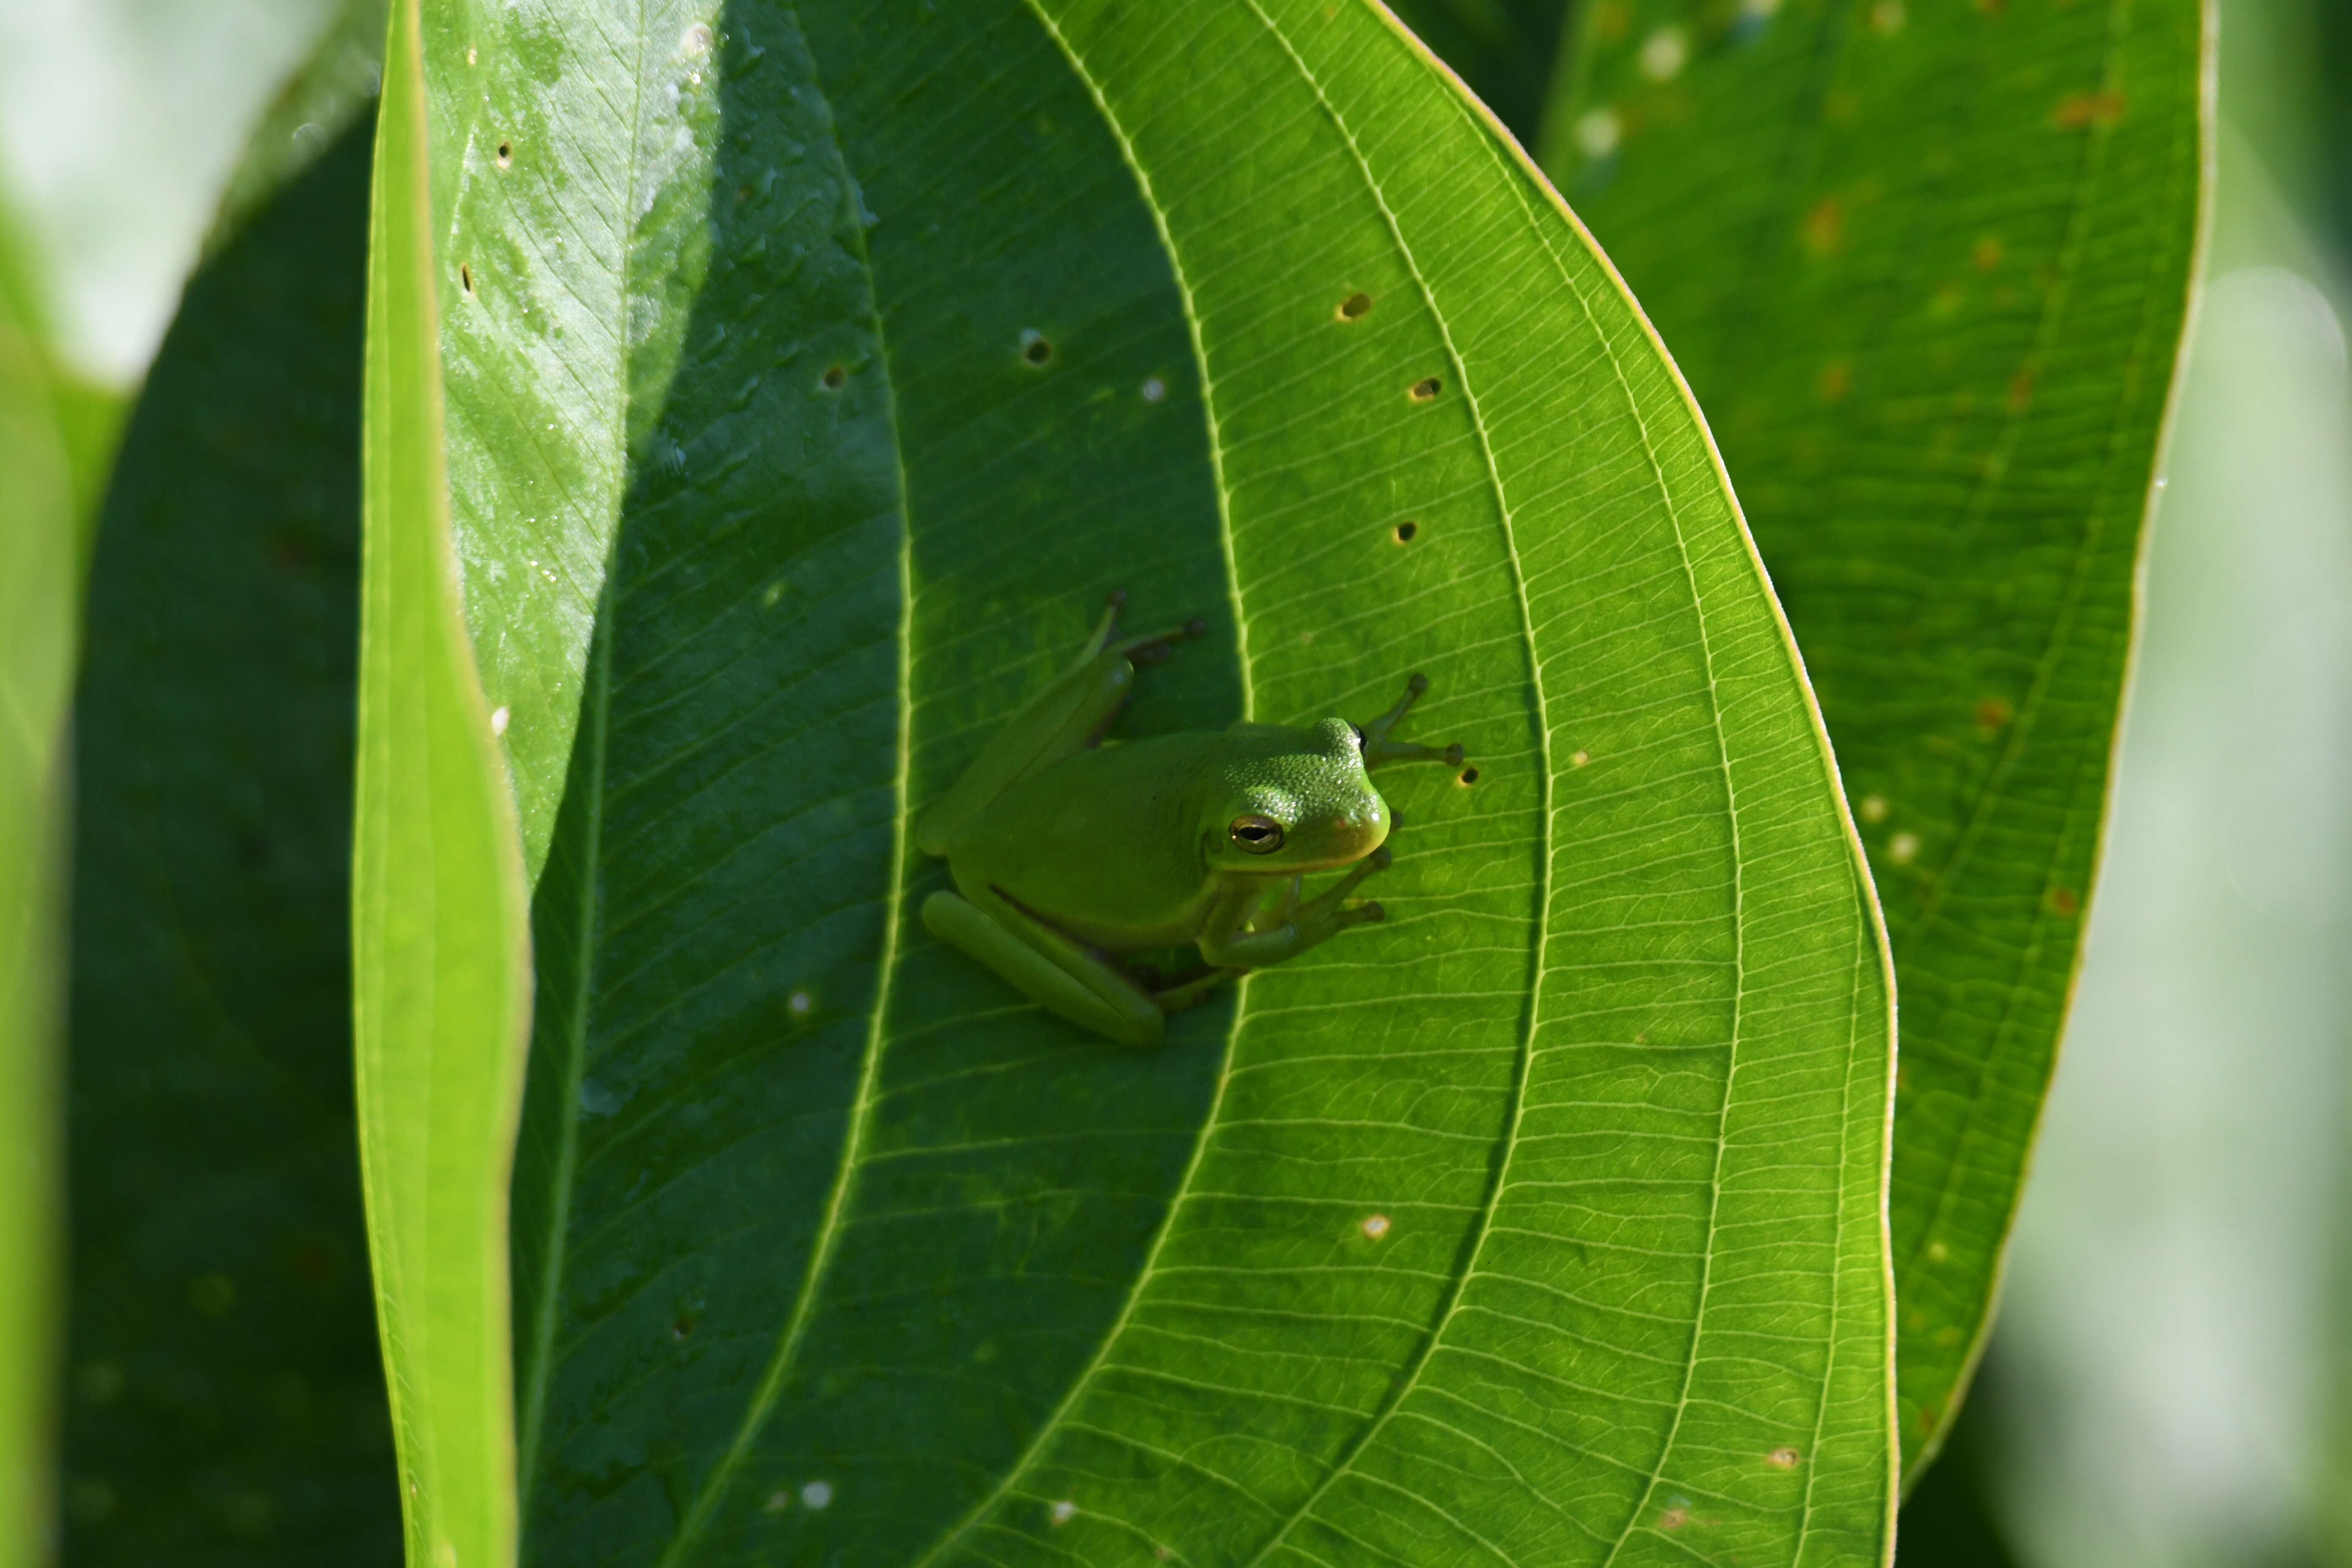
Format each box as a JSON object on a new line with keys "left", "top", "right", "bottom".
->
{"left": 915, "top": 592, "right": 1202, "bottom": 858}
{"left": 1196, "top": 849, "right": 1391, "bottom": 970}
{"left": 920, "top": 887, "right": 1165, "bottom": 1047}
{"left": 1359, "top": 673, "right": 1465, "bottom": 770}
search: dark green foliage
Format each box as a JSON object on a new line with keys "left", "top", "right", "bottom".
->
{"left": 61, "top": 118, "right": 397, "bottom": 1564}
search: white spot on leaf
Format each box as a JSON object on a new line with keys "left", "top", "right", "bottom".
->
{"left": 1639, "top": 28, "right": 1688, "bottom": 81}
{"left": 1573, "top": 108, "right": 1621, "bottom": 161}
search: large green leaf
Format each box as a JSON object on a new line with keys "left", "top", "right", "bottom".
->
{"left": 1537, "top": 0, "right": 2208, "bottom": 1479}
{"left": 355, "top": 3, "right": 532, "bottom": 1565}
{"left": 59, "top": 117, "right": 399, "bottom": 1564}
{"left": 389, "top": 0, "right": 1895, "bottom": 1560}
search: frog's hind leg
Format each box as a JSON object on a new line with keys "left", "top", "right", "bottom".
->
{"left": 1151, "top": 966, "right": 1244, "bottom": 1015}
{"left": 1358, "top": 673, "right": 1465, "bottom": 770}
{"left": 921, "top": 888, "right": 1165, "bottom": 1047}
{"left": 1094, "top": 590, "right": 1208, "bottom": 671}
{"left": 917, "top": 593, "right": 1209, "bottom": 858}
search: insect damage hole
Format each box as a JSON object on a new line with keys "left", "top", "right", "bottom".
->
{"left": 1409, "top": 376, "right": 1442, "bottom": 402}
{"left": 1456, "top": 767, "right": 1479, "bottom": 787}
{"left": 1337, "top": 291, "right": 1372, "bottom": 321}
{"left": 1392, "top": 520, "right": 1417, "bottom": 544}
{"left": 495, "top": 140, "right": 513, "bottom": 168}
{"left": 821, "top": 365, "right": 846, "bottom": 390}
{"left": 1019, "top": 329, "right": 1052, "bottom": 365}
{"left": 460, "top": 264, "right": 473, "bottom": 294}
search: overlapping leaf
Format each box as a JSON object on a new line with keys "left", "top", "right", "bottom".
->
{"left": 378, "top": 0, "right": 1897, "bottom": 1561}
{"left": 354, "top": 5, "right": 532, "bottom": 1566}
{"left": 1538, "top": 0, "right": 2207, "bottom": 1475}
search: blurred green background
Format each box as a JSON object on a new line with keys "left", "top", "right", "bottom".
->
{"left": 3, "top": 0, "right": 2346, "bottom": 1561}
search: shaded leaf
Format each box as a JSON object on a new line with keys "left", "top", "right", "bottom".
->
{"left": 1538, "top": 0, "right": 2208, "bottom": 1478}
{"left": 1381, "top": 0, "right": 1575, "bottom": 144}
{"left": 61, "top": 116, "right": 398, "bottom": 1564}
{"left": 398, "top": 0, "right": 1892, "bottom": 1561}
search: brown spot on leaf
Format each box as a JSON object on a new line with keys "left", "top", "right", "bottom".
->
{"left": 2054, "top": 90, "right": 2126, "bottom": 128}
{"left": 1802, "top": 196, "right": 1843, "bottom": 256}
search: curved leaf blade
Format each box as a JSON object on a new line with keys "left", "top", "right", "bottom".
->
{"left": 401, "top": 0, "right": 1892, "bottom": 1560}
{"left": 355, "top": 3, "right": 532, "bottom": 1563}
{"left": 1539, "top": 0, "right": 2209, "bottom": 1477}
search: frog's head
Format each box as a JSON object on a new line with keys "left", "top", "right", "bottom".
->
{"left": 1203, "top": 717, "right": 1391, "bottom": 874}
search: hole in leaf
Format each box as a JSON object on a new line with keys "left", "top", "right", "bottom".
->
{"left": 1457, "top": 767, "right": 1479, "bottom": 786}
{"left": 822, "top": 365, "right": 845, "bottom": 390}
{"left": 1337, "top": 291, "right": 1372, "bottom": 320}
{"left": 496, "top": 141, "right": 512, "bottom": 167}
{"left": 1021, "top": 332, "right": 1053, "bottom": 365}
{"left": 1393, "top": 520, "right": 1417, "bottom": 543}
{"left": 460, "top": 264, "right": 473, "bottom": 294}
{"left": 1410, "top": 376, "right": 1441, "bottom": 401}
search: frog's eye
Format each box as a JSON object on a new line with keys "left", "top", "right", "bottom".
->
{"left": 1229, "top": 815, "right": 1287, "bottom": 855}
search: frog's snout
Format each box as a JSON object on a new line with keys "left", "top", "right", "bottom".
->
{"left": 1329, "top": 801, "right": 1391, "bottom": 861}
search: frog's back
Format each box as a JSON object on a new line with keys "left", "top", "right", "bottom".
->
{"left": 946, "top": 733, "right": 1216, "bottom": 951}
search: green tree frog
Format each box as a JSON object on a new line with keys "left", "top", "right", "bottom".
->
{"left": 915, "top": 593, "right": 1464, "bottom": 1047}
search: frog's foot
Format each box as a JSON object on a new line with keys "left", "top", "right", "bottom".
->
{"left": 1152, "top": 966, "right": 1245, "bottom": 1014}
{"left": 1077, "top": 589, "right": 1209, "bottom": 668}
{"left": 1359, "top": 673, "right": 1465, "bottom": 770}
{"left": 1293, "top": 847, "right": 1391, "bottom": 937}
{"left": 1203, "top": 849, "right": 1390, "bottom": 970}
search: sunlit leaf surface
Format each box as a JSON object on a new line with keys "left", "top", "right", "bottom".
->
{"left": 354, "top": 4, "right": 532, "bottom": 1565}
{"left": 1539, "top": 0, "right": 2206, "bottom": 1477}
{"left": 386, "top": 0, "right": 1896, "bottom": 1560}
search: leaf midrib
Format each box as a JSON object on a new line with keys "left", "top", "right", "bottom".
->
{"left": 1220, "top": 9, "right": 1559, "bottom": 1561}
{"left": 897, "top": 3, "right": 1257, "bottom": 1557}
{"left": 653, "top": 4, "right": 916, "bottom": 1554}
